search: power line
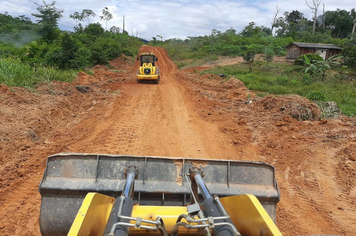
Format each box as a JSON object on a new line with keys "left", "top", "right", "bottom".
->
{"left": 1, "top": 1, "right": 34, "bottom": 14}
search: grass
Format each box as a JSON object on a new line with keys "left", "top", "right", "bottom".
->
{"left": 0, "top": 57, "right": 77, "bottom": 88}
{"left": 200, "top": 62, "right": 356, "bottom": 117}
{"left": 175, "top": 55, "right": 220, "bottom": 70}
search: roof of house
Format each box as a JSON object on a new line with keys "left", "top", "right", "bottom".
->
{"left": 287, "top": 42, "right": 342, "bottom": 50}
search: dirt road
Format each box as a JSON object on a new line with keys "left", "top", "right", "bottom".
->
{"left": 0, "top": 46, "right": 355, "bottom": 235}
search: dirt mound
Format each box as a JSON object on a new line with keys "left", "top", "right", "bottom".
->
{"left": 251, "top": 94, "right": 322, "bottom": 121}
{"left": 109, "top": 55, "right": 134, "bottom": 68}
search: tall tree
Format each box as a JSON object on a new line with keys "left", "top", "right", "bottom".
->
{"left": 32, "top": 0, "right": 63, "bottom": 42}
{"left": 100, "top": 7, "right": 113, "bottom": 31}
{"left": 285, "top": 10, "right": 306, "bottom": 24}
{"left": 275, "top": 10, "right": 309, "bottom": 37}
{"left": 271, "top": 4, "right": 280, "bottom": 36}
{"left": 81, "top": 9, "right": 96, "bottom": 23}
{"left": 324, "top": 9, "right": 353, "bottom": 38}
{"left": 351, "top": 8, "right": 356, "bottom": 40}
{"left": 322, "top": 3, "right": 326, "bottom": 32}
{"left": 70, "top": 9, "right": 96, "bottom": 32}
{"left": 306, "top": 0, "right": 322, "bottom": 34}
{"left": 240, "top": 22, "right": 259, "bottom": 37}
{"left": 69, "top": 11, "right": 82, "bottom": 27}
{"left": 110, "top": 26, "right": 120, "bottom": 34}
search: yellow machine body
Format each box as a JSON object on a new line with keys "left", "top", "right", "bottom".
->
{"left": 137, "top": 63, "right": 159, "bottom": 80}
{"left": 136, "top": 52, "right": 160, "bottom": 83}
{"left": 68, "top": 193, "right": 282, "bottom": 236}
{"left": 39, "top": 154, "right": 281, "bottom": 236}
{"left": 68, "top": 193, "right": 115, "bottom": 236}
{"left": 221, "top": 194, "right": 282, "bottom": 236}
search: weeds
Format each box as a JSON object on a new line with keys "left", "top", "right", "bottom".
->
{"left": 0, "top": 57, "right": 76, "bottom": 88}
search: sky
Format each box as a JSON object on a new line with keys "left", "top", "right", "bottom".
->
{"left": 1, "top": 0, "right": 355, "bottom": 40}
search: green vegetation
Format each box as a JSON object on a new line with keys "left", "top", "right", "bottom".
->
{"left": 199, "top": 62, "right": 356, "bottom": 116}
{"left": 0, "top": 57, "right": 76, "bottom": 87}
{"left": 301, "top": 54, "right": 342, "bottom": 79}
{"left": 0, "top": 2, "right": 142, "bottom": 88}
{"left": 294, "top": 53, "right": 323, "bottom": 65}
{"left": 151, "top": 8, "right": 356, "bottom": 117}
{"left": 157, "top": 8, "right": 356, "bottom": 73}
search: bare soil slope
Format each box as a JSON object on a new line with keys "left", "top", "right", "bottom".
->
{"left": 0, "top": 46, "right": 355, "bottom": 235}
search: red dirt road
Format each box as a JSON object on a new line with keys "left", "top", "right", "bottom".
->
{"left": 0, "top": 46, "right": 355, "bottom": 235}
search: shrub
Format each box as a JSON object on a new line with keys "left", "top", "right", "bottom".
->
{"left": 307, "top": 91, "right": 327, "bottom": 101}
{"left": 276, "top": 75, "right": 289, "bottom": 86}
{"left": 295, "top": 53, "right": 323, "bottom": 65}
{"left": 302, "top": 74, "right": 313, "bottom": 85}
{"left": 263, "top": 48, "right": 275, "bottom": 64}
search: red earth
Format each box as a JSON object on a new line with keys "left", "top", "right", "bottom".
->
{"left": 0, "top": 46, "right": 355, "bottom": 235}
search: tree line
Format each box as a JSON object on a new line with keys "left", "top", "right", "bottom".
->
{"left": 1, "top": 1, "right": 356, "bottom": 71}
{"left": 0, "top": 1, "right": 141, "bottom": 70}
{"left": 154, "top": 7, "right": 356, "bottom": 71}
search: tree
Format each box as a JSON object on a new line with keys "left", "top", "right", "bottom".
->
{"left": 81, "top": 9, "right": 96, "bottom": 23}
{"left": 100, "top": 7, "right": 113, "bottom": 30}
{"left": 324, "top": 9, "right": 353, "bottom": 38}
{"left": 17, "top": 15, "right": 31, "bottom": 22}
{"left": 264, "top": 47, "right": 275, "bottom": 64}
{"left": 210, "top": 29, "right": 219, "bottom": 55}
{"left": 271, "top": 4, "right": 280, "bottom": 36}
{"left": 69, "top": 11, "right": 82, "bottom": 27}
{"left": 274, "top": 11, "right": 309, "bottom": 38}
{"left": 220, "top": 27, "right": 238, "bottom": 45}
{"left": 110, "top": 26, "right": 120, "bottom": 34}
{"left": 351, "top": 8, "right": 356, "bottom": 40}
{"left": 240, "top": 22, "right": 259, "bottom": 37}
{"left": 322, "top": 3, "right": 326, "bottom": 32}
{"left": 242, "top": 48, "right": 256, "bottom": 72}
{"left": 84, "top": 23, "right": 104, "bottom": 37}
{"left": 58, "top": 33, "right": 79, "bottom": 69}
{"left": 343, "top": 42, "right": 356, "bottom": 71}
{"left": 32, "top": 0, "right": 63, "bottom": 42}
{"left": 306, "top": 0, "right": 322, "bottom": 34}
{"left": 285, "top": 10, "right": 306, "bottom": 24}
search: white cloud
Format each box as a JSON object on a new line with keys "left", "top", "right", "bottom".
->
{"left": 1, "top": 0, "right": 355, "bottom": 40}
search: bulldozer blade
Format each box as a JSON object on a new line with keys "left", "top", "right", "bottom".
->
{"left": 38, "top": 153, "right": 280, "bottom": 236}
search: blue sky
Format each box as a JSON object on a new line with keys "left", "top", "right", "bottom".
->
{"left": 1, "top": 0, "right": 355, "bottom": 40}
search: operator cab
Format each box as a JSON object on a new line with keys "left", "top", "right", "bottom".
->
{"left": 137, "top": 53, "right": 158, "bottom": 66}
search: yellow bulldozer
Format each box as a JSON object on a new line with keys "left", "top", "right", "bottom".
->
{"left": 136, "top": 52, "right": 160, "bottom": 84}
{"left": 38, "top": 153, "right": 282, "bottom": 236}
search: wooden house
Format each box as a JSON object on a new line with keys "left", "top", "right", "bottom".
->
{"left": 286, "top": 42, "right": 342, "bottom": 60}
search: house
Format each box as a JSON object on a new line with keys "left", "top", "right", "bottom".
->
{"left": 286, "top": 42, "right": 342, "bottom": 60}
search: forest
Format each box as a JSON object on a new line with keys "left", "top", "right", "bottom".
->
{"left": 0, "top": 1, "right": 355, "bottom": 115}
